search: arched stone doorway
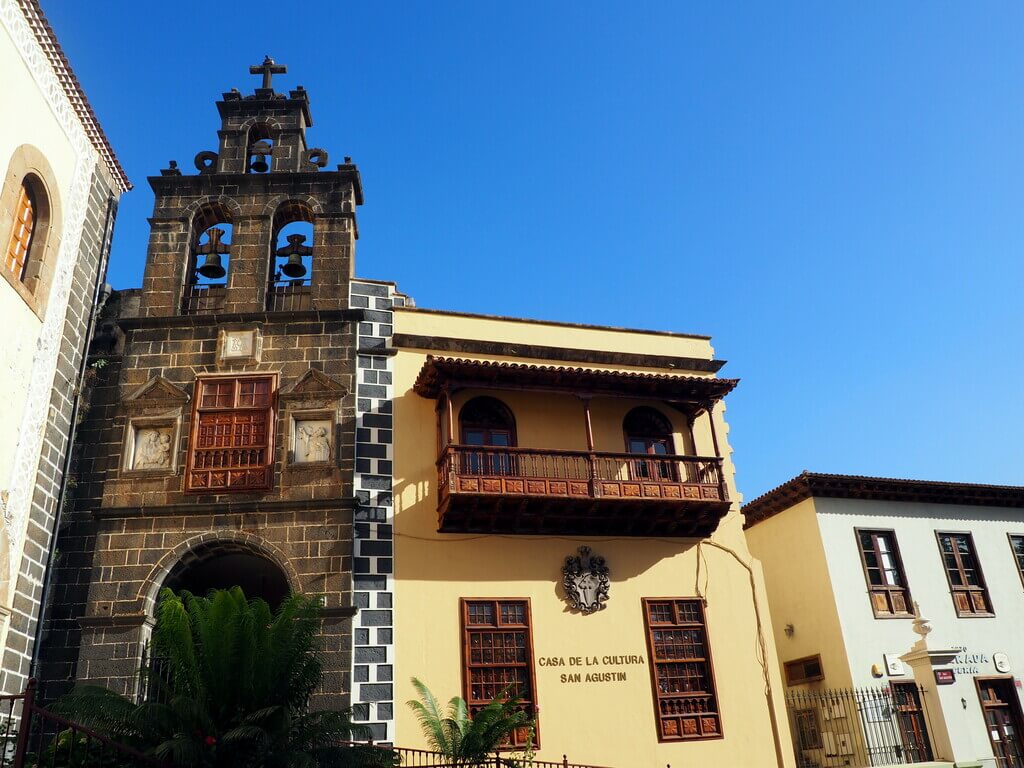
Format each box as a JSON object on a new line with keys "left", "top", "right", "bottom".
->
{"left": 160, "top": 542, "right": 292, "bottom": 610}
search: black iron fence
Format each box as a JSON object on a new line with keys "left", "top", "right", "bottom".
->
{"left": 0, "top": 679, "right": 169, "bottom": 767}
{"left": 785, "top": 685, "right": 934, "bottom": 768}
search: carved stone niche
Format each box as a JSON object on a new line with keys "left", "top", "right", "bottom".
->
{"left": 280, "top": 369, "right": 348, "bottom": 470}
{"left": 217, "top": 325, "right": 263, "bottom": 366}
{"left": 118, "top": 376, "right": 189, "bottom": 478}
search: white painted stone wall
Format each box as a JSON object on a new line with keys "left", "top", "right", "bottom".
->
{"left": 816, "top": 497, "right": 1024, "bottom": 766}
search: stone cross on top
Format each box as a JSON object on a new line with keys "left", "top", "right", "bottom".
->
{"left": 250, "top": 55, "right": 287, "bottom": 91}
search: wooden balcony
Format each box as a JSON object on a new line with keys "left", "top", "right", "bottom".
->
{"left": 437, "top": 445, "right": 730, "bottom": 537}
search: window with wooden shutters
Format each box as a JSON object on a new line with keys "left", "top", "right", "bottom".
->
{"left": 5, "top": 182, "right": 34, "bottom": 281}
{"left": 936, "top": 532, "right": 993, "bottom": 616}
{"left": 461, "top": 599, "right": 537, "bottom": 748}
{"left": 1009, "top": 535, "right": 1024, "bottom": 589}
{"left": 856, "top": 529, "right": 913, "bottom": 617}
{"left": 642, "top": 598, "right": 722, "bottom": 742}
{"left": 784, "top": 655, "right": 824, "bottom": 685}
{"left": 187, "top": 376, "right": 275, "bottom": 492}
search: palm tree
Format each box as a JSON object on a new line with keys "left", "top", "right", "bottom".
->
{"left": 55, "top": 587, "right": 395, "bottom": 768}
{"left": 406, "top": 678, "right": 533, "bottom": 766}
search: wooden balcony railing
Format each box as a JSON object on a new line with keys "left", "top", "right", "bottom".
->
{"left": 436, "top": 445, "right": 730, "bottom": 536}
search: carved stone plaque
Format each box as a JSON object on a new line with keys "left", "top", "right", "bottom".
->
{"left": 294, "top": 419, "right": 332, "bottom": 464}
{"left": 562, "top": 546, "right": 609, "bottom": 614}
{"left": 217, "top": 328, "right": 262, "bottom": 365}
{"left": 132, "top": 426, "right": 173, "bottom": 470}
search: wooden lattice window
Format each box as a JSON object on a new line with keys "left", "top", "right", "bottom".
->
{"left": 856, "top": 529, "right": 913, "bottom": 617}
{"left": 5, "top": 182, "right": 35, "bottom": 281}
{"left": 784, "top": 654, "right": 824, "bottom": 686}
{"left": 187, "top": 376, "right": 275, "bottom": 492}
{"left": 460, "top": 599, "right": 537, "bottom": 748}
{"left": 937, "top": 532, "right": 992, "bottom": 616}
{"left": 642, "top": 598, "right": 722, "bottom": 742}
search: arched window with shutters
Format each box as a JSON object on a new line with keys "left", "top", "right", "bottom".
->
{"left": 459, "top": 396, "right": 516, "bottom": 475}
{"left": 5, "top": 180, "right": 36, "bottom": 282}
{"left": 1, "top": 147, "right": 60, "bottom": 316}
{"left": 623, "top": 406, "right": 677, "bottom": 481}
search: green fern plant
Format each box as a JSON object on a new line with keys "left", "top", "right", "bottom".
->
{"left": 406, "top": 678, "right": 533, "bottom": 766}
{"left": 55, "top": 587, "right": 395, "bottom": 768}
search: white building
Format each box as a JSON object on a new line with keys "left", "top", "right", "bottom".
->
{"left": 744, "top": 472, "right": 1024, "bottom": 768}
{"left": 0, "top": 0, "right": 129, "bottom": 694}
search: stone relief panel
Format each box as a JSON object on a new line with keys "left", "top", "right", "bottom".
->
{"left": 290, "top": 414, "right": 334, "bottom": 465}
{"left": 217, "top": 327, "right": 262, "bottom": 366}
{"left": 122, "top": 418, "right": 180, "bottom": 475}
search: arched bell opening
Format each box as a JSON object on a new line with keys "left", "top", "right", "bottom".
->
{"left": 246, "top": 124, "right": 276, "bottom": 174}
{"left": 182, "top": 204, "right": 233, "bottom": 314}
{"left": 267, "top": 200, "right": 314, "bottom": 311}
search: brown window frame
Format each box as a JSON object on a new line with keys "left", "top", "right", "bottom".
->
{"left": 186, "top": 375, "right": 276, "bottom": 493}
{"left": 4, "top": 181, "right": 34, "bottom": 282}
{"left": 784, "top": 654, "right": 825, "bottom": 686}
{"left": 855, "top": 528, "right": 913, "bottom": 618}
{"left": 976, "top": 676, "right": 1024, "bottom": 767}
{"left": 935, "top": 531, "right": 994, "bottom": 617}
{"left": 641, "top": 597, "right": 723, "bottom": 742}
{"left": 1008, "top": 534, "right": 1024, "bottom": 590}
{"left": 459, "top": 598, "right": 538, "bottom": 749}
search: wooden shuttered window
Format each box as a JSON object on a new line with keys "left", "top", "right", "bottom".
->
{"left": 937, "top": 532, "right": 993, "bottom": 616}
{"left": 642, "top": 598, "right": 722, "bottom": 742}
{"left": 5, "top": 183, "right": 34, "bottom": 281}
{"left": 460, "top": 599, "right": 537, "bottom": 748}
{"left": 187, "top": 376, "right": 275, "bottom": 492}
{"left": 856, "top": 529, "right": 913, "bottom": 617}
{"left": 1010, "top": 535, "right": 1024, "bottom": 589}
{"left": 784, "top": 654, "right": 824, "bottom": 685}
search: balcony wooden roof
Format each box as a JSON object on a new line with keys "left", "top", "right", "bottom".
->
{"left": 413, "top": 356, "right": 739, "bottom": 402}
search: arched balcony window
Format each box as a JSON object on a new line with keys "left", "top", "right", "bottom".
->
{"left": 623, "top": 407, "right": 677, "bottom": 481}
{"left": 182, "top": 205, "right": 232, "bottom": 315}
{"left": 268, "top": 201, "right": 314, "bottom": 311}
{"left": 459, "top": 396, "right": 516, "bottom": 475}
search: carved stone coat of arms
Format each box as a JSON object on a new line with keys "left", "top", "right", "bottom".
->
{"left": 562, "top": 546, "right": 610, "bottom": 614}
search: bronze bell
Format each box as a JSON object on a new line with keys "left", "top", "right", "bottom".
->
{"left": 276, "top": 233, "right": 312, "bottom": 278}
{"left": 281, "top": 252, "right": 307, "bottom": 278}
{"left": 196, "top": 253, "right": 226, "bottom": 279}
{"left": 249, "top": 140, "right": 272, "bottom": 173}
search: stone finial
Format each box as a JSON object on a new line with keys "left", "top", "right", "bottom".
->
{"left": 249, "top": 55, "right": 287, "bottom": 91}
{"left": 917, "top": 602, "right": 933, "bottom": 643}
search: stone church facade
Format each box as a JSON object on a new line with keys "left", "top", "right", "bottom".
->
{"left": 39, "top": 61, "right": 363, "bottom": 713}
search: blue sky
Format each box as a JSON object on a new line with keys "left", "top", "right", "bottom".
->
{"left": 47, "top": 2, "right": 1024, "bottom": 499}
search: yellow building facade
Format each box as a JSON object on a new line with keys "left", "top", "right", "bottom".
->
{"left": 387, "top": 306, "right": 795, "bottom": 767}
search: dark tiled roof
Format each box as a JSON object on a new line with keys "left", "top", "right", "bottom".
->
{"left": 413, "top": 355, "right": 739, "bottom": 401}
{"left": 18, "top": 0, "right": 131, "bottom": 191}
{"left": 742, "top": 471, "right": 1024, "bottom": 529}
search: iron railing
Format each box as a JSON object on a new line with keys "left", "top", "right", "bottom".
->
{"left": 339, "top": 740, "right": 614, "bottom": 767}
{"left": 181, "top": 283, "right": 225, "bottom": 315}
{"left": 266, "top": 280, "right": 312, "bottom": 311}
{"left": 0, "top": 679, "right": 170, "bottom": 767}
{"left": 785, "top": 685, "right": 934, "bottom": 768}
